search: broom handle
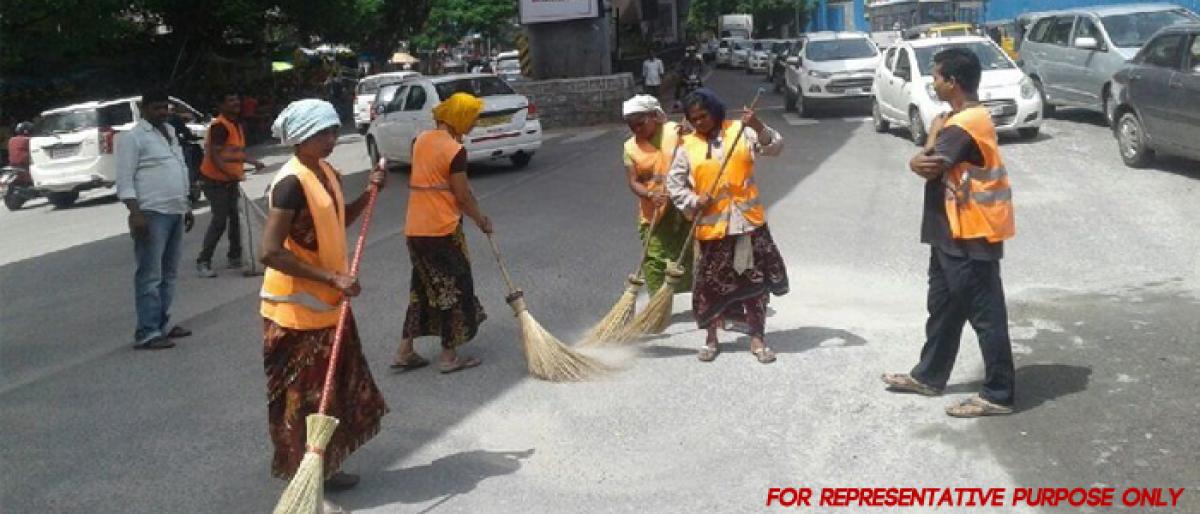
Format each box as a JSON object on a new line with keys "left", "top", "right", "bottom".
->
{"left": 671, "top": 90, "right": 762, "bottom": 263}
{"left": 317, "top": 183, "right": 381, "bottom": 416}
{"left": 631, "top": 135, "right": 685, "bottom": 277}
{"left": 486, "top": 233, "right": 520, "bottom": 296}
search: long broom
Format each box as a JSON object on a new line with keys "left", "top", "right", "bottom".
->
{"left": 272, "top": 180, "right": 381, "bottom": 514}
{"left": 485, "top": 233, "right": 608, "bottom": 382}
{"left": 616, "top": 89, "right": 763, "bottom": 340}
{"left": 583, "top": 133, "right": 687, "bottom": 345}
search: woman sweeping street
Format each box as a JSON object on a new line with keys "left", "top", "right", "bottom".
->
{"left": 621, "top": 95, "right": 694, "bottom": 296}
{"left": 666, "top": 89, "right": 789, "bottom": 363}
{"left": 392, "top": 92, "right": 491, "bottom": 374}
{"left": 258, "top": 99, "right": 389, "bottom": 496}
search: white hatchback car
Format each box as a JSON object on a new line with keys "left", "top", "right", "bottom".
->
{"left": 354, "top": 71, "right": 421, "bottom": 134}
{"left": 747, "top": 40, "right": 773, "bottom": 74}
{"left": 871, "top": 36, "right": 1043, "bottom": 145}
{"left": 367, "top": 74, "right": 542, "bottom": 168}
{"left": 783, "top": 32, "right": 882, "bottom": 116}
{"left": 29, "top": 96, "right": 208, "bottom": 208}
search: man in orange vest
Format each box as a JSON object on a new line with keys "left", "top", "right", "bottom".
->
{"left": 882, "top": 48, "right": 1017, "bottom": 417}
{"left": 196, "top": 91, "right": 265, "bottom": 277}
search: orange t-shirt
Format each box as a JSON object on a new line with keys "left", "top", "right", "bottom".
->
{"left": 405, "top": 130, "right": 463, "bottom": 236}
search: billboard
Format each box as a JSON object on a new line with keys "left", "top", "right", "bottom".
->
{"left": 520, "top": 0, "right": 600, "bottom": 24}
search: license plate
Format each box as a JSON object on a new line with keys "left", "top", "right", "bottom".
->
{"left": 477, "top": 114, "right": 512, "bottom": 128}
{"left": 49, "top": 146, "right": 80, "bottom": 159}
{"left": 846, "top": 88, "right": 863, "bottom": 95}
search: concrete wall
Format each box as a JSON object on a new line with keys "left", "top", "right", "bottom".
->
{"left": 511, "top": 73, "right": 637, "bottom": 129}
{"left": 525, "top": 16, "right": 613, "bottom": 79}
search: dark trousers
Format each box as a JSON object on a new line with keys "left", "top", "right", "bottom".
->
{"left": 911, "top": 247, "right": 1016, "bottom": 406}
{"left": 198, "top": 180, "right": 241, "bottom": 263}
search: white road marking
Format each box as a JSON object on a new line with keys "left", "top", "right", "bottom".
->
{"left": 841, "top": 116, "right": 873, "bottom": 123}
{"left": 782, "top": 113, "right": 820, "bottom": 126}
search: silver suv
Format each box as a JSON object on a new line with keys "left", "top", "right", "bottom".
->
{"left": 1020, "top": 3, "right": 1198, "bottom": 124}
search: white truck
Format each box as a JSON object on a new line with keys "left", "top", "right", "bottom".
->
{"left": 719, "top": 14, "right": 753, "bottom": 40}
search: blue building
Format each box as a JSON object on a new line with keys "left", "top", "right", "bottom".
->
{"left": 807, "top": 0, "right": 1200, "bottom": 32}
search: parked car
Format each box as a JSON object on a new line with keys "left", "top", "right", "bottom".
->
{"left": 29, "top": 96, "right": 208, "bottom": 208}
{"left": 872, "top": 36, "right": 1043, "bottom": 145}
{"left": 702, "top": 39, "right": 718, "bottom": 62}
{"left": 783, "top": 31, "right": 881, "bottom": 116}
{"left": 1019, "top": 3, "right": 1198, "bottom": 124}
{"left": 716, "top": 38, "right": 740, "bottom": 67}
{"left": 1111, "top": 22, "right": 1200, "bottom": 167}
{"left": 367, "top": 74, "right": 541, "bottom": 168}
{"left": 354, "top": 71, "right": 421, "bottom": 134}
{"left": 747, "top": 40, "right": 773, "bottom": 74}
{"left": 495, "top": 58, "right": 524, "bottom": 82}
{"left": 731, "top": 39, "right": 753, "bottom": 68}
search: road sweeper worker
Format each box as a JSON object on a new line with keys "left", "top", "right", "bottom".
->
{"left": 622, "top": 94, "right": 694, "bottom": 295}
{"left": 666, "top": 88, "right": 789, "bottom": 364}
{"left": 393, "top": 92, "right": 490, "bottom": 375}
{"left": 259, "top": 98, "right": 389, "bottom": 491}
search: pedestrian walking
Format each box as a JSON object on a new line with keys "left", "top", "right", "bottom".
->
{"left": 622, "top": 95, "right": 693, "bottom": 295}
{"left": 667, "top": 89, "right": 788, "bottom": 363}
{"left": 258, "top": 99, "right": 389, "bottom": 496}
{"left": 642, "top": 52, "right": 665, "bottom": 99}
{"left": 196, "top": 91, "right": 265, "bottom": 277}
{"left": 392, "top": 93, "right": 490, "bottom": 374}
{"left": 115, "top": 90, "right": 196, "bottom": 350}
{"left": 881, "top": 48, "right": 1017, "bottom": 418}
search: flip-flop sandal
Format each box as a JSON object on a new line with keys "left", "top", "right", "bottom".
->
{"left": 751, "top": 347, "right": 776, "bottom": 364}
{"left": 697, "top": 345, "right": 720, "bottom": 362}
{"left": 945, "top": 395, "right": 1014, "bottom": 418}
{"left": 881, "top": 373, "right": 942, "bottom": 396}
{"left": 439, "top": 356, "right": 481, "bottom": 374}
{"left": 390, "top": 354, "right": 430, "bottom": 371}
{"left": 166, "top": 326, "right": 192, "bottom": 338}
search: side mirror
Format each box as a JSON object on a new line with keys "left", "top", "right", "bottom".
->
{"left": 787, "top": 56, "right": 800, "bottom": 66}
{"left": 1075, "top": 37, "right": 1099, "bottom": 50}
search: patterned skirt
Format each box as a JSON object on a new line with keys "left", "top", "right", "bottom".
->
{"left": 263, "top": 313, "right": 388, "bottom": 480}
{"left": 693, "top": 225, "right": 789, "bottom": 329}
{"left": 402, "top": 225, "right": 487, "bottom": 347}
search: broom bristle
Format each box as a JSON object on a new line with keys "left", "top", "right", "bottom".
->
{"left": 273, "top": 414, "right": 339, "bottom": 514}
{"left": 614, "top": 283, "right": 675, "bottom": 341}
{"left": 580, "top": 279, "right": 642, "bottom": 346}
{"left": 517, "top": 310, "right": 609, "bottom": 381}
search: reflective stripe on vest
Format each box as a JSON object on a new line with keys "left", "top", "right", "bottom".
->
{"left": 943, "top": 107, "right": 1016, "bottom": 243}
{"left": 260, "top": 292, "right": 339, "bottom": 312}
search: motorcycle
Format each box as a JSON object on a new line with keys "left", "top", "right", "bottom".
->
{"left": 1, "top": 165, "right": 41, "bottom": 211}
{"left": 674, "top": 71, "right": 704, "bottom": 112}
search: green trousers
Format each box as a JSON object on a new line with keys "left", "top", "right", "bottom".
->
{"left": 638, "top": 206, "right": 694, "bottom": 294}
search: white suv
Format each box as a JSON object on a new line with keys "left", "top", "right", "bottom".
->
{"left": 29, "top": 96, "right": 208, "bottom": 208}
{"left": 354, "top": 72, "right": 421, "bottom": 134}
{"left": 871, "top": 36, "right": 1043, "bottom": 145}
{"left": 783, "top": 31, "right": 881, "bottom": 116}
{"left": 367, "top": 74, "right": 542, "bottom": 168}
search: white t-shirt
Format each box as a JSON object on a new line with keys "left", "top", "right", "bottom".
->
{"left": 642, "top": 58, "right": 664, "bottom": 86}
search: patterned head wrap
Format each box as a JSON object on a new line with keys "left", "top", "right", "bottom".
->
{"left": 682, "top": 88, "right": 727, "bottom": 126}
{"left": 432, "top": 92, "right": 484, "bottom": 135}
{"left": 271, "top": 99, "right": 341, "bottom": 145}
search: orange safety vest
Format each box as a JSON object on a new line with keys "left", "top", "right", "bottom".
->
{"left": 943, "top": 107, "right": 1015, "bottom": 243}
{"left": 624, "top": 121, "right": 680, "bottom": 224}
{"left": 260, "top": 158, "right": 347, "bottom": 330}
{"left": 683, "top": 120, "right": 764, "bottom": 241}
{"left": 200, "top": 115, "right": 246, "bottom": 182}
{"left": 405, "top": 130, "right": 463, "bottom": 237}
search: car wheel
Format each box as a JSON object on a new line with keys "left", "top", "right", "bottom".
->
{"left": 1017, "top": 127, "right": 1040, "bottom": 140}
{"left": 357, "top": 124, "right": 369, "bottom": 135}
{"left": 4, "top": 188, "right": 27, "bottom": 211}
{"left": 1033, "top": 77, "right": 1055, "bottom": 118}
{"left": 1102, "top": 89, "right": 1115, "bottom": 127}
{"left": 510, "top": 152, "right": 532, "bottom": 169}
{"left": 872, "top": 100, "right": 890, "bottom": 133}
{"left": 47, "top": 191, "right": 78, "bottom": 209}
{"left": 909, "top": 108, "right": 927, "bottom": 146}
{"left": 366, "top": 137, "right": 380, "bottom": 167}
{"left": 1117, "top": 112, "right": 1154, "bottom": 168}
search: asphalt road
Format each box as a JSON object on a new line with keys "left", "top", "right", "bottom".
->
{"left": 2, "top": 69, "right": 1198, "bottom": 513}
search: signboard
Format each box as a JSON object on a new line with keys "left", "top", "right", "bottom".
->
{"left": 520, "top": 0, "right": 599, "bottom": 24}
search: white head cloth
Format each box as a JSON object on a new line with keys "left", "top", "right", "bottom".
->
{"left": 271, "top": 99, "right": 341, "bottom": 145}
{"left": 622, "top": 94, "right": 666, "bottom": 120}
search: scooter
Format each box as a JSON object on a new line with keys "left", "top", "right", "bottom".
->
{"left": 1, "top": 166, "right": 41, "bottom": 211}
{"left": 674, "top": 72, "right": 704, "bottom": 111}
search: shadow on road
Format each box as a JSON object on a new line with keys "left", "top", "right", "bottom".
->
{"left": 338, "top": 449, "right": 534, "bottom": 511}
{"left": 944, "top": 363, "right": 1092, "bottom": 413}
{"left": 640, "top": 326, "right": 867, "bottom": 359}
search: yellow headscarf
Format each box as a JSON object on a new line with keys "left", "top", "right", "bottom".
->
{"left": 432, "top": 92, "right": 484, "bottom": 135}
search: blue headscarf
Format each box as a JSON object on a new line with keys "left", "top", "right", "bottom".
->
{"left": 271, "top": 99, "right": 341, "bottom": 146}
{"left": 684, "top": 88, "right": 727, "bottom": 126}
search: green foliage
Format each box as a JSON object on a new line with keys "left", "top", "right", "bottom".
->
{"left": 412, "top": 0, "right": 517, "bottom": 51}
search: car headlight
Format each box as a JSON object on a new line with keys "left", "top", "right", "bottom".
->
{"left": 1019, "top": 77, "right": 1036, "bottom": 100}
{"left": 925, "top": 82, "right": 939, "bottom": 101}
{"left": 808, "top": 70, "right": 831, "bottom": 79}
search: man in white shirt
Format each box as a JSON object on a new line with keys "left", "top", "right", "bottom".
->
{"left": 116, "top": 90, "right": 195, "bottom": 350}
{"left": 642, "top": 52, "right": 665, "bottom": 98}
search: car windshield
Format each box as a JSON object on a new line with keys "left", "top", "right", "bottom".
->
{"left": 33, "top": 108, "right": 99, "bottom": 135}
{"left": 914, "top": 42, "right": 1014, "bottom": 75}
{"left": 806, "top": 39, "right": 878, "bottom": 61}
{"left": 1102, "top": 9, "right": 1199, "bottom": 48}
{"left": 434, "top": 77, "right": 515, "bottom": 100}
{"left": 358, "top": 76, "right": 406, "bottom": 95}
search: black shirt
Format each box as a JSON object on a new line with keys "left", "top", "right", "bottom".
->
{"left": 920, "top": 126, "right": 1004, "bottom": 260}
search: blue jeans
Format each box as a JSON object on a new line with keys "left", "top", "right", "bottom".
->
{"left": 133, "top": 211, "right": 184, "bottom": 343}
